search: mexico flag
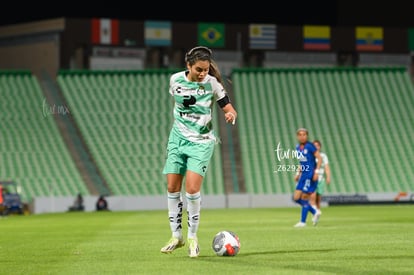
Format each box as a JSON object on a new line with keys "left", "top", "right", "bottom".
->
{"left": 91, "top": 18, "right": 119, "bottom": 45}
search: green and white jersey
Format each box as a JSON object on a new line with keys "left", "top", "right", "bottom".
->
{"left": 316, "top": 152, "right": 329, "bottom": 181}
{"left": 169, "top": 71, "right": 227, "bottom": 143}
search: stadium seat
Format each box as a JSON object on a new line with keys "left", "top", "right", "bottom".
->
{"left": 57, "top": 70, "right": 225, "bottom": 196}
{"left": 0, "top": 71, "right": 88, "bottom": 202}
{"left": 232, "top": 67, "right": 414, "bottom": 194}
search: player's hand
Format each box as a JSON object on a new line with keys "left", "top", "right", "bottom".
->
{"left": 225, "top": 112, "right": 236, "bottom": 125}
{"left": 294, "top": 174, "right": 299, "bottom": 182}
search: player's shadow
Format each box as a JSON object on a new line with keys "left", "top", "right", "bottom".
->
{"left": 198, "top": 248, "right": 338, "bottom": 259}
{"left": 237, "top": 248, "right": 338, "bottom": 257}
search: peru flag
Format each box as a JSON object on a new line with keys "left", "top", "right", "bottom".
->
{"left": 91, "top": 18, "right": 119, "bottom": 45}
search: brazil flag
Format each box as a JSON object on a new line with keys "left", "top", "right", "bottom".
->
{"left": 198, "top": 23, "right": 225, "bottom": 47}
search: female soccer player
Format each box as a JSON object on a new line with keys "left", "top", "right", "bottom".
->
{"left": 160, "top": 46, "right": 237, "bottom": 257}
{"left": 293, "top": 128, "right": 322, "bottom": 227}
{"left": 310, "top": 140, "right": 331, "bottom": 219}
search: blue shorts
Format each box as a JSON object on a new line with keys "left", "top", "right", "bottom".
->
{"left": 296, "top": 174, "right": 318, "bottom": 194}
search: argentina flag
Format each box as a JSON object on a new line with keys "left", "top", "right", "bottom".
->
{"left": 144, "top": 20, "right": 172, "bottom": 46}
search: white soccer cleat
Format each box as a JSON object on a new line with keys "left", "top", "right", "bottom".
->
{"left": 294, "top": 222, "right": 306, "bottom": 228}
{"left": 188, "top": 237, "right": 200, "bottom": 258}
{"left": 160, "top": 237, "right": 185, "bottom": 253}
{"left": 312, "top": 210, "right": 322, "bottom": 226}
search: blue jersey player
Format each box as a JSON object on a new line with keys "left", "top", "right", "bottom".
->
{"left": 293, "top": 128, "right": 322, "bottom": 227}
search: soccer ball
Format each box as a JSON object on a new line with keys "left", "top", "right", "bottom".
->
{"left": 212, "top": 230, "right": 241, "bottom": 256}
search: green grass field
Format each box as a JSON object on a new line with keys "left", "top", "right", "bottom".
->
{"left": 1, "top": 205, "right": 413, "bottom": 274}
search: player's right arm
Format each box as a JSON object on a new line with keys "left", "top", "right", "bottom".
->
{"left": 325, "top": 162, "right": 331, "bottom": 184}
{"left": 294, "top": 165, "right": 302, "bottom": 182}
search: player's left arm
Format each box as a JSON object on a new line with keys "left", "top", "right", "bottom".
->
{"left": 313, "top": 150, "right": 323, "bottom": 181}
{"left": 325, "top": 163, "right": 331, "bottom": 184}
{"left": 222, "top": 103, "right": 237, "bottom": 124}
{"left": 215, "top": 80, "right": 237, "bottom": 125}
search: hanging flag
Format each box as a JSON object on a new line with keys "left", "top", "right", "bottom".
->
{"left": 408, "top": 28, "right": 414, "bottom": 51}
{"left": 303, "top": 25, "right": 331, "bottom": 50}
{"left": 91, "top": 18, "right": 119, "bottom": 45}
{"left": 249, "top": 24, "right": 277, "bottom": 49}
{"left": 198, "top": 23, "right": 225, "bottom": 47}
{"left": 355, "top": 26, "right": 383, "bottom": 51}
{"left": 144, "top": 20, "right": 172, "bottom": 46}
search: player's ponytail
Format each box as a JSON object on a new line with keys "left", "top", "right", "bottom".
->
{"left": 208, "top": 60, "right": 224, "bottom": 85}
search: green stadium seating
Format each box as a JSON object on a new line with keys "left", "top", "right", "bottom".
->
{"left": 0, "top": 71, "right": 88, "bottom": 201}
{"left": 232, "top": 67, "right": 414, "bottom": 194}
{"left": 57, "top": 70, "right": 225, "bottom": 196}
{"left": 6, "top": 66, "right": 409, "bottom": 202}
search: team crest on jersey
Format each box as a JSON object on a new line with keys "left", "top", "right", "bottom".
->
{"left": 197, "top": 85, "right": 206, "bottom": 95}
